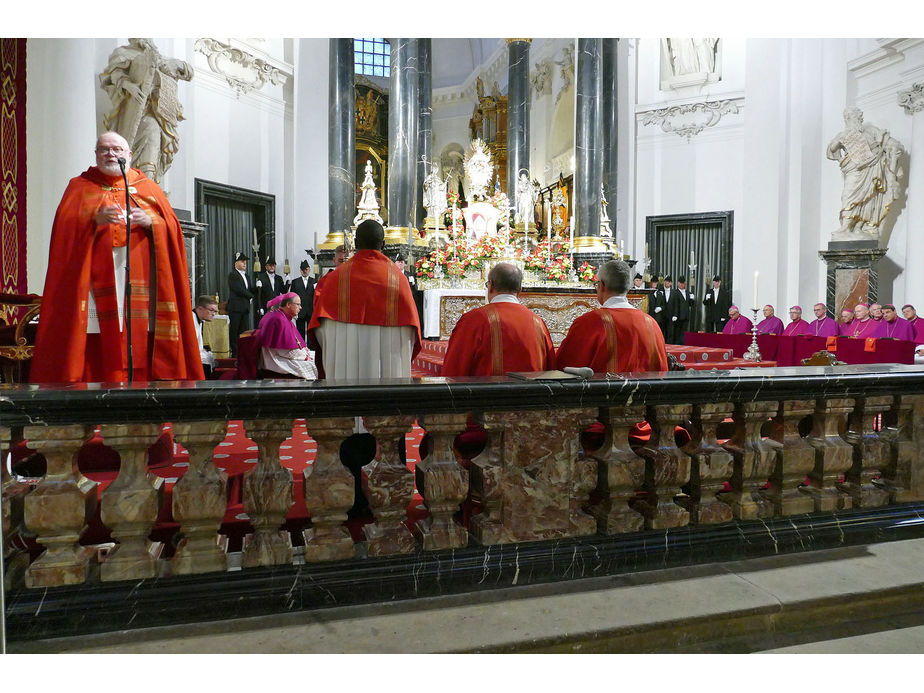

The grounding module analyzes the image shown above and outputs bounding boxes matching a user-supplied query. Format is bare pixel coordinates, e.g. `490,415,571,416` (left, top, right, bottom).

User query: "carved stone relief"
531,58,553,98
898,83,924,115
555,44,574,104
639,99,740,141
194,38,287,96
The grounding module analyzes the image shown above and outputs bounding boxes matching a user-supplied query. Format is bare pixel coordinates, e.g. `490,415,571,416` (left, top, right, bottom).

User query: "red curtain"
1,38,27,303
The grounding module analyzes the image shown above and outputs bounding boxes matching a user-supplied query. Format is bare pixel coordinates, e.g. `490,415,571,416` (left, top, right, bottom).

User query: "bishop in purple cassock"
874,304,915,341
809,303,839,337
845,304,878,339
722,306,753,335
782,306,812,336
756,304,784,335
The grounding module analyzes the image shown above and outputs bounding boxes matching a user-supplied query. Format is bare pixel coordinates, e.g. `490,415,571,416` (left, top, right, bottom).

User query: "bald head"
355,220,384,251
487,262,522,295
95,131,131,176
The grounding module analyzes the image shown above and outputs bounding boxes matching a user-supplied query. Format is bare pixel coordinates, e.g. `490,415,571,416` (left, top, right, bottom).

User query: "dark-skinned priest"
441,261,556,376
31,131,203,383
556,259,669,374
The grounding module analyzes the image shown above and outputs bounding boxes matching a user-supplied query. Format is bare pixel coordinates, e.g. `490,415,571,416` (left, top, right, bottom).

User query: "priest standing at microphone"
31,131,203,383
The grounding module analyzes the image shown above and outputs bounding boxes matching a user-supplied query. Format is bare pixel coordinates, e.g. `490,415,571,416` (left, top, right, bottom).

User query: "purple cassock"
910,317,924,342
810,316,839,337
756,316,784,335
874,317,915,341
845,318,879,339
257,307,307,351
838,320,854,336
723,315,753,335
782,319,812,336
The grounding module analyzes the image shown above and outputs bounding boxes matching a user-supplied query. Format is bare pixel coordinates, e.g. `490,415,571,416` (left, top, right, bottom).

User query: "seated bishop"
256,293,317,380
756,305,784,335
722,306,753,335
782,306,812,336
441,262,555,376
556,259,668,373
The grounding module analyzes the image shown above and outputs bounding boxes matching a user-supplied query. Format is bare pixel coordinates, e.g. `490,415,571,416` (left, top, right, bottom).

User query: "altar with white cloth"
423,287,652,345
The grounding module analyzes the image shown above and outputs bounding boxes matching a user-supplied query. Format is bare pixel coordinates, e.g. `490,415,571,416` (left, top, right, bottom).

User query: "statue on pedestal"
422,162,447,227
353,160,384,226
99,38,193,184
826,107,905,239
515,171,538,229
600,184,613,237
464,139,493,202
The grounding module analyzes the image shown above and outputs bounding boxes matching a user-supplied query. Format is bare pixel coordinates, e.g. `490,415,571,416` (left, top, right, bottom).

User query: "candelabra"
743,307,762,361
433,262,444,289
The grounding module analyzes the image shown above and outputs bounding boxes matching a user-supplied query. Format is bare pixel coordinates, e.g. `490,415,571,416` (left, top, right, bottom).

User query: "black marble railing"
3,364,924,642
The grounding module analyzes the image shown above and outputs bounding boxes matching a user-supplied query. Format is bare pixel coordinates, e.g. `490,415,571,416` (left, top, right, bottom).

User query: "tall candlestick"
753,270,759,308
690,250,694,265
546,202,551,237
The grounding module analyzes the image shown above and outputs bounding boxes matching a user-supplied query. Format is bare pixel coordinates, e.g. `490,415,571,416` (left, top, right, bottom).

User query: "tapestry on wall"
0,37,27,303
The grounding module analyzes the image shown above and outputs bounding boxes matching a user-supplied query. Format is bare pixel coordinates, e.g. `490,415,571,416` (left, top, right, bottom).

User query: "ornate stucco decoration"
194,38,287,96
898,82,924,114
531,58,553,98
639,99,739,140
554,44,574,104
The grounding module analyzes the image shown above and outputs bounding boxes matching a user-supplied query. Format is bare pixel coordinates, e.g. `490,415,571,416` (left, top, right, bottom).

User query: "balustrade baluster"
687,403,734,525
771,400,815,516
242,419,294,567
98,423,165,581
2,425,31,589
22,424,96,587
639,404,692,528
362,415,417,556
805,398,856,511
589,405,648,534
720,401,778,520
842,396,893,507
303,417,356,561
879,394,924,503
171,421,229,574
416,413,469,550
469,411,507,544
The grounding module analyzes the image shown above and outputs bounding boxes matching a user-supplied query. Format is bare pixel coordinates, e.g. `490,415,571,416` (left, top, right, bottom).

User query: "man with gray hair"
556,260,668,373
441,261,555,376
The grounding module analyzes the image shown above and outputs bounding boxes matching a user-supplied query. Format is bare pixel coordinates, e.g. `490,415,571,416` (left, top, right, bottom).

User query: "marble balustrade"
3,365,924,593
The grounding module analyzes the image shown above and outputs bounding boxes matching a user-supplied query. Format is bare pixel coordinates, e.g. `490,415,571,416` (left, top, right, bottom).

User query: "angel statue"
422,162,447,222
464,139,494,201
515,172,538,227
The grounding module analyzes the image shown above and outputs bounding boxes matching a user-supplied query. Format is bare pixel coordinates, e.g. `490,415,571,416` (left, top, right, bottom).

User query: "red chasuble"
441,300,555,377
31,167,204,383
556,307,668,374
307,249,421,357
782,319,812,337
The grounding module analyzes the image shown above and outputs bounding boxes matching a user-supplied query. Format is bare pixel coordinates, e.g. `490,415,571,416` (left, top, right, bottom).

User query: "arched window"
354,38,390,78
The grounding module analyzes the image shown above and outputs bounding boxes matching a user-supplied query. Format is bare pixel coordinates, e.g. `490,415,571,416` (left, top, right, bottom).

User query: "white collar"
602,295,634,309
490,293,520,305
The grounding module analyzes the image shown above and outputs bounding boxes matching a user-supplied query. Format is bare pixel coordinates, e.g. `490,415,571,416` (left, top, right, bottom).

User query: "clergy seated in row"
722,306,753,335
256,293,317,379
903,304,923,342
810,303,839,336
556,259,669,373
838,308,854,336
782,305,812,336
756,304,784,335
874,304,915,341
843,303,878,338
441,262,555,376
307,219,420,379
870,303,883,321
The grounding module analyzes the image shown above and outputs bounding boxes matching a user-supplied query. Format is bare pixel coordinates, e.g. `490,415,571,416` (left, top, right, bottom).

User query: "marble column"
573,38,611,261
506,39,531,206
386,38,420,245
415,38,432,234
323,38,355,251
601,38,618,246
899,83,924,300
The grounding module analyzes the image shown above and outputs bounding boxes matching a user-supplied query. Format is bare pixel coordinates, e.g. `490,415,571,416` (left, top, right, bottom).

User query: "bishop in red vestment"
441,262,555,377
556,260,668,373
31,132,203,383
722,306,753,335
782,306,812,336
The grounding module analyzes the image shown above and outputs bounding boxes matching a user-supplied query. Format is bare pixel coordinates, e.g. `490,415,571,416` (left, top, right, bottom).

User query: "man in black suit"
660,274,686,343
674,275,695,343
647,273,667,337
288,259,316,340
702,275,732,333
255,257,285,324
227,251,254,357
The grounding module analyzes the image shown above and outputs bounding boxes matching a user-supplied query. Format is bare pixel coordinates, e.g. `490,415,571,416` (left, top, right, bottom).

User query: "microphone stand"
117,158,134,383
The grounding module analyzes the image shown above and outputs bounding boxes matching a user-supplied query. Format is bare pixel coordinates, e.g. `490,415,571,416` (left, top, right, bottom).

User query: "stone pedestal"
819,242,887,318
99,423,165,581
363,415,417,556
171,421,229,575
23,424,97,587
303,417,356,562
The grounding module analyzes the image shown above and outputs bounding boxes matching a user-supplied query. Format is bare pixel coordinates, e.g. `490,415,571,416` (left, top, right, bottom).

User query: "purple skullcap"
791,305,802,311
267,292,297,310
730,305,738,310
764,304,774,310
842,308,854,314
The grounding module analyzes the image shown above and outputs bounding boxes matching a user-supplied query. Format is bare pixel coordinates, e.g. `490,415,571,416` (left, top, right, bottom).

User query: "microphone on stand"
117,157,134,383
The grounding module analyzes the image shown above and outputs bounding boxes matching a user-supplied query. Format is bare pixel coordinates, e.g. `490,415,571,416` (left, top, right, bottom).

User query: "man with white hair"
31,131,203,383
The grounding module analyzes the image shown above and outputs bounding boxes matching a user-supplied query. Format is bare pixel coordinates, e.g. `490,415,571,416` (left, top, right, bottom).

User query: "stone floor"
9,535,924,654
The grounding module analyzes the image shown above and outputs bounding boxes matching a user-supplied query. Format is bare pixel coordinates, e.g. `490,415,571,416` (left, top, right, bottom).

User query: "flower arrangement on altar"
577,261,597,283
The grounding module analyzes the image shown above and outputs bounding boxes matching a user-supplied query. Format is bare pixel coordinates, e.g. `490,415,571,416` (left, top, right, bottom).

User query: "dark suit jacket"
256,272,285,313
288,274,316,323
227,270,254,313
703,286,732,330
648,288,667,329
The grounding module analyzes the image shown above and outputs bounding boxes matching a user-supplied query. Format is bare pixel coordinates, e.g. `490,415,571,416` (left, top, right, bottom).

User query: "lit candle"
753,271,759,308
690,250,694,266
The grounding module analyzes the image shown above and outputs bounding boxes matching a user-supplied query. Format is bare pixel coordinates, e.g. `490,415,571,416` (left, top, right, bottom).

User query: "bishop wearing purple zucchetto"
846,303,878,339
756,305,784,335
722,306,753,335
809,303,838,337
782,306,812,336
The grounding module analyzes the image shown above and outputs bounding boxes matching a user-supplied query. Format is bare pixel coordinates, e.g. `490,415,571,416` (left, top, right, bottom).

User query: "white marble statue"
99,38,193,183
353,159,384,226
464,139,494,201
515,172,538,227
600,184,612,236
422,163,447,222
826,107,905,238
665,38,718,76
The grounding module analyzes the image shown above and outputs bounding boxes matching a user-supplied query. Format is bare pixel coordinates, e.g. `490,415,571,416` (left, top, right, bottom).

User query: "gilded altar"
428,288,652,344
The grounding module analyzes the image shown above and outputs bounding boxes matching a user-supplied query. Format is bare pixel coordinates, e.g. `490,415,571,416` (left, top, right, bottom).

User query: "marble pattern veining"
303,417,355,562
574,38,603,239
771,400,816,516
687,403,734,524
241,419,294,567
363,415,417,556
506,40,530,206
588,405,648,533
387,38,420,231
637,404,691,528
721,401,779,520
329,38,355,235
806,398,856,512
416,413,469,550
842,396,892,507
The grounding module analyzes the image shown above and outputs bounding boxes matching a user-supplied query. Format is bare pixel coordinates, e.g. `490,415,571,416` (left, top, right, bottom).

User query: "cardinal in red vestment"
556,260,668,373
31,132,203,383
441,262,555,377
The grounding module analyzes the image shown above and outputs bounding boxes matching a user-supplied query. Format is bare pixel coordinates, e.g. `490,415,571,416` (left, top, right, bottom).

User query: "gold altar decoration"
469,80,507,195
